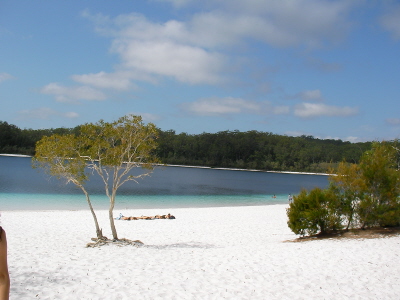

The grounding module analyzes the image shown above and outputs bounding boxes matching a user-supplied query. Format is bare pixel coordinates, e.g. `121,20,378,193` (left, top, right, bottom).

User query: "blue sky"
1,0,400,142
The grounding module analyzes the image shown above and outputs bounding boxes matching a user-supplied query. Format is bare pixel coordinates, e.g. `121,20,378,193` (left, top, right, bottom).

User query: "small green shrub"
287,188,343,236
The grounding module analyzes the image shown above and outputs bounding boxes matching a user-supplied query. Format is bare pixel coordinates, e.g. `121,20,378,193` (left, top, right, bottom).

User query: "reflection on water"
0,155,329,210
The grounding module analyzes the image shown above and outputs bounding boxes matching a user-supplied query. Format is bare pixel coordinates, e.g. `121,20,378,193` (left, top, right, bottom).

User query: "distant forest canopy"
0,120,376,173
0,121,79,156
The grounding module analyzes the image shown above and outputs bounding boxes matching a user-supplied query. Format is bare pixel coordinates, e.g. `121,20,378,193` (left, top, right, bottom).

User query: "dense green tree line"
155,129,372,172
1,120,373,172
0,121,78,155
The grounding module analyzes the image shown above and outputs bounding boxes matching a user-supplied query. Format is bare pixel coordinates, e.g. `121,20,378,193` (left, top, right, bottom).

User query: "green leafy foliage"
357,143,400,227
287,188,343,236
287,141,400,236
33,134,87,183
33,134,103,239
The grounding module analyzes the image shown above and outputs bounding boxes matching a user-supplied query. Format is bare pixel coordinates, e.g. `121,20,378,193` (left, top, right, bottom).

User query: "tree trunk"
80,185,103,239
345,210,354,231
109,192,118,240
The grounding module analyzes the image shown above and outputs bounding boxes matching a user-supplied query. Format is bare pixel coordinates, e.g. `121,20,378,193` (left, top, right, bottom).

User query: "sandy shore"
2,205,400,299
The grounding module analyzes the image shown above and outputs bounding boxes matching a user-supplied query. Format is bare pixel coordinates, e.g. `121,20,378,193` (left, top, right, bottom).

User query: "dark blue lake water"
0,155,329,210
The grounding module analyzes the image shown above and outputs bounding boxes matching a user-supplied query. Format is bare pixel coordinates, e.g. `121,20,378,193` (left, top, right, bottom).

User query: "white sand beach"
3,204,400,299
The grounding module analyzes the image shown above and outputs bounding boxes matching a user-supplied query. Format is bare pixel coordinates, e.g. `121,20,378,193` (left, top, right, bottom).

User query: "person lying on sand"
116,213,176,220
121,216,138,220
152,214,175,219
167,213,175,219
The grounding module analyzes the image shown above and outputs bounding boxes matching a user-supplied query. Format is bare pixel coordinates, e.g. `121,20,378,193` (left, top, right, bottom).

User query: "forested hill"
1,120,373,173
156,130,372,173
0,121,80,156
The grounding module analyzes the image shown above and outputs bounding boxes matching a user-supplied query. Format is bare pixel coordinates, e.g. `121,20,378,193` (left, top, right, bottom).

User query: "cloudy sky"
1,0,400,142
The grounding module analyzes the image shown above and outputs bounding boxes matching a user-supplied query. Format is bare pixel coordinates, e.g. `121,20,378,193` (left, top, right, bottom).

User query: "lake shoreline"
164,163,330,176
1,153,330,176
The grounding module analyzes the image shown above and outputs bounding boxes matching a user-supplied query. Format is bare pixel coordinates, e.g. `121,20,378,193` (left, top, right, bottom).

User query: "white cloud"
380,4,400,39
294,102,358,118
81,12,227,85
183,97,259,115
40,83,106,103
298,90,324,101
272,105,290,115
111,40,225,84
386,118,400,125
71,71,135,90
81,0,356,89
18,107,79,120
189,0,355,48
181,97,289,116
344,136,364,143
0,72,14,83
64,111,79,119
151,0,192,8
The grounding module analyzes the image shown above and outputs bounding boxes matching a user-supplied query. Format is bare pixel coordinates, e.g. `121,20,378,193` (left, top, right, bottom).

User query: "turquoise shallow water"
0,155,328,210
0,193,289,211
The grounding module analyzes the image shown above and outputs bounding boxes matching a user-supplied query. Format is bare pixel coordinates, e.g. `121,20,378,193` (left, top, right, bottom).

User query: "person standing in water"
288,194,293,202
